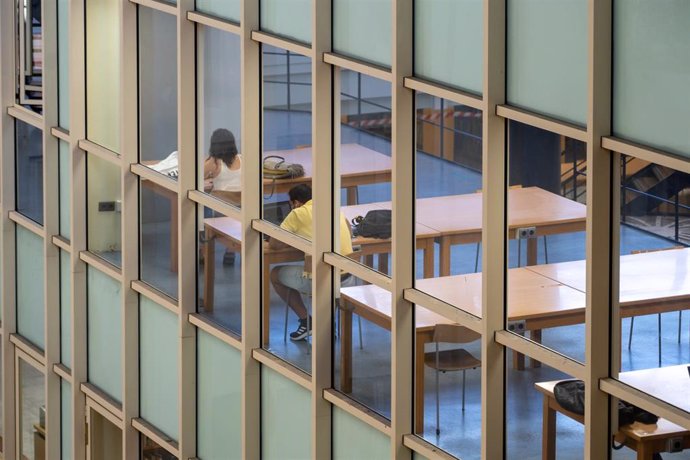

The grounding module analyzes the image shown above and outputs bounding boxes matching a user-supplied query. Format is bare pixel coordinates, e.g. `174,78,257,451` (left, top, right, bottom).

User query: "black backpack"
352,210,391,239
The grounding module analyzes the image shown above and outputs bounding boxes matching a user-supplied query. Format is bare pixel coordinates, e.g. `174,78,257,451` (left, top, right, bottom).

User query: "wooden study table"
536,369,690,459
338,268,586,433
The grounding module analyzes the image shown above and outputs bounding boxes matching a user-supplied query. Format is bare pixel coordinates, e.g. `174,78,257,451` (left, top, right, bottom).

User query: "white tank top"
212,155,242,192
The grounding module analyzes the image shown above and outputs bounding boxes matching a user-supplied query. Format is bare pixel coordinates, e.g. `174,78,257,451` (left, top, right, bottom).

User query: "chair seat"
424,349,481,372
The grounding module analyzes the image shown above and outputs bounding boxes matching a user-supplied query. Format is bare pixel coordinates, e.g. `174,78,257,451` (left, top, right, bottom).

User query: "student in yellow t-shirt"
269,184,353,341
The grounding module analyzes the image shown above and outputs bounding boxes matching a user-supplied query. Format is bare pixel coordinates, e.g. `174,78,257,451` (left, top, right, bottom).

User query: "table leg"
439,237,452,277
263,258,271,347
203,232,216,312
530,329,542,368
346,186,358,205
415,332,429,434
171,198,179,272
527,237,538,266
377,253,389,275
340,306,353,393
364,254,374,270
636,442,654,460
542,396,556,460
423,240,434,279
512,329,526,370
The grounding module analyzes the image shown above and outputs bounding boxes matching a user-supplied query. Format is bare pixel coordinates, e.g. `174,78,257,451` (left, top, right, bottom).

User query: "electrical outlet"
516,226,537,239
98,201,116,212
667,437,683,453
507,320,526,333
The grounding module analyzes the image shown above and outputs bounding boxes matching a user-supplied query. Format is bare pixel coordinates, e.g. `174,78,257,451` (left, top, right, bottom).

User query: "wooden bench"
535,380,690,460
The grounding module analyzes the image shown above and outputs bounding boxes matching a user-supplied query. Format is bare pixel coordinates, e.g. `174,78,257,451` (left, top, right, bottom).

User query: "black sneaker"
289,317,311,341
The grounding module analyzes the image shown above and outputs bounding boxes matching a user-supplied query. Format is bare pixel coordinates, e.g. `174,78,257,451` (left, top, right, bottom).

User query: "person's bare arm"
203,157,219,179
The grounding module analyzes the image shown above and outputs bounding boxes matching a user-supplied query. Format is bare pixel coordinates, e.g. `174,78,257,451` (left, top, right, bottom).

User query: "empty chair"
424,324,481,435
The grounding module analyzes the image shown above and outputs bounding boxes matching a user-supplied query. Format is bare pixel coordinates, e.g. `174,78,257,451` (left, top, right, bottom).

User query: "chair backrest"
630,245,684,255
432,324,481,344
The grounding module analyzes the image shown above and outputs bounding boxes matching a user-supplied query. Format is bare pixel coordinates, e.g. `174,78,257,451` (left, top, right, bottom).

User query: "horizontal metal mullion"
496,104,587,142
187,10,240,35
130,163,180,194
323,388,391,436
402,434,457,460
404,77,483,110
403,287,482,334
187,189,241,221
79,251,123,282
9,210,46,238
131,417,180,457
131,280,179,313
188,313,242,351
602,136,690,174
78,139,122,166
50,126,70,142
7,104,43,129
251,219,312,255
323,52,392,82
251,348,311,390
323,252,392,291
251,30,312,57
128,0,177,15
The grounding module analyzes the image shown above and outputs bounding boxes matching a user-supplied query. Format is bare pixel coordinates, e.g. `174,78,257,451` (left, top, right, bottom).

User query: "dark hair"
209,128,238,167
288,184,312,204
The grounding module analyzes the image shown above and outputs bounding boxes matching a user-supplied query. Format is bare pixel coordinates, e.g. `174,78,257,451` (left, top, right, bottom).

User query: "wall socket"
98,201,116,212
516,226,537,239
507,320,526,333
666,437,683,453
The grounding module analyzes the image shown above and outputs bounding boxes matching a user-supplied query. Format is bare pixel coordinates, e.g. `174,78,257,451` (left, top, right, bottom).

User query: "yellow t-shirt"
280,200,353,255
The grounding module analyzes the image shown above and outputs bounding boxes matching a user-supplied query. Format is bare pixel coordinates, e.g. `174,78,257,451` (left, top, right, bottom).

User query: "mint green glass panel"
613,1,690,157
140,297,179,441
197,331,241,460
261,366,310,460
506,0,587,125
61,380,72,460
58,0,69,128
414,454,430,460
333,407,389,459
59,140,70,239
60,250,71,367
260,0,311,44
87,267,122,402
414,0,483,94
195,0,240,22
86,0,120,152
16,226,45,349
333,0,391,67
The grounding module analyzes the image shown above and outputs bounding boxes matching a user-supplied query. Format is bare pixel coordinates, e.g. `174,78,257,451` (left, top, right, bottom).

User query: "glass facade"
1,1,689,459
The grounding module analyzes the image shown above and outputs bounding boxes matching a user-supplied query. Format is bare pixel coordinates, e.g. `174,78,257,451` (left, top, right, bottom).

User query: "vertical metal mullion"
585,0,614,455
120,0,141,458
481,0,507,455
391,0,414,457
41,0,61,457
177,1,197,457
241,0,262,457
311,0,333,457
0,0,18,457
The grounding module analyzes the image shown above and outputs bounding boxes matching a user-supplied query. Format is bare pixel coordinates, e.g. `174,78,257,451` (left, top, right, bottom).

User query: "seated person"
203,128,241,200
269,184,353,341
203,128,241,265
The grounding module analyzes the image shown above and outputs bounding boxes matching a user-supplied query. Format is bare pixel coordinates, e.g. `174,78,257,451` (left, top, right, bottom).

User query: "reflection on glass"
415,93,483,289
617,156,690,405
60,250,71,367
16,119,43,225
17,226,45,349
16,0,43,113
334,272,391,418
198,207,242,335
505,361,581,459
58,0,69,127
333,0,391,67
195,0,241,22
19,359,46,460
506,121,587,363
337,69,392,276
140,180,177,299
198,27,241,207
262,45,312,226
138,7,178,171
415,307,482,458
59,140,71,238
87,154,122,266
260,0,311,44
141,434,176,460
61,380,72,460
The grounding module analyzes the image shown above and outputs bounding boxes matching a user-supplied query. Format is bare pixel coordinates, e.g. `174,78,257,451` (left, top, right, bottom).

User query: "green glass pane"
613,0,690,157
59,140,71,239
58,0,69,128
87,267,122,402
333,0,391,67
61,380,72,460
260,0,311,44
195,0,241,22
261,366,310,460
506,0,587,125
414,0,483,94
333,406,390,459
140,297,179,441
197,331,241,460
60,250,71,367
17,226,45,349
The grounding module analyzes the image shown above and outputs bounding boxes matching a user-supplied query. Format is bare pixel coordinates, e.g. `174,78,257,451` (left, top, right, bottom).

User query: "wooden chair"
424,324,481,435
474,185,549,271
628,246,685,367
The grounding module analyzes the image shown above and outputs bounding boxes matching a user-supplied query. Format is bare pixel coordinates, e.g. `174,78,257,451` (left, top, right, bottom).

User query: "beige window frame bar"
403,287,482,335
78,251,123,282
131,417,180,457
9,210,46,238
404,77,483,111
188,313,242,350
130,163,180,194
86,394,124,429
496,104,588,142
52,363,72,382
251,218,313,255
51,235,70,252
128,0,178,16
251,348,311,390
323,52,392,82
131,280,179,313
81,382,124,427
50,126,70,142
7,105,43,128
323,388,392,435
78,139,121,167
323,251,392,290
251,30,313,58
602,136,690,175
187,189,241,222
403,434,457,460
10,333,46,366
187,11,241,35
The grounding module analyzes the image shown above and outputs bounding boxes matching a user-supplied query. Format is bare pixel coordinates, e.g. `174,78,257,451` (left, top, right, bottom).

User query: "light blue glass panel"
58,0,69,128
196,0,240,22
140,297,179,441
60,250,71,367
613,1,690,157
414,0,483,94
333,407,390,459
260,0,311,44
506,0,587,125
16,226,45,349
59,140,70,239
261,366,310,460
87,267,122,402
61,380,72,460
197,331,241,460
333,0,391,67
